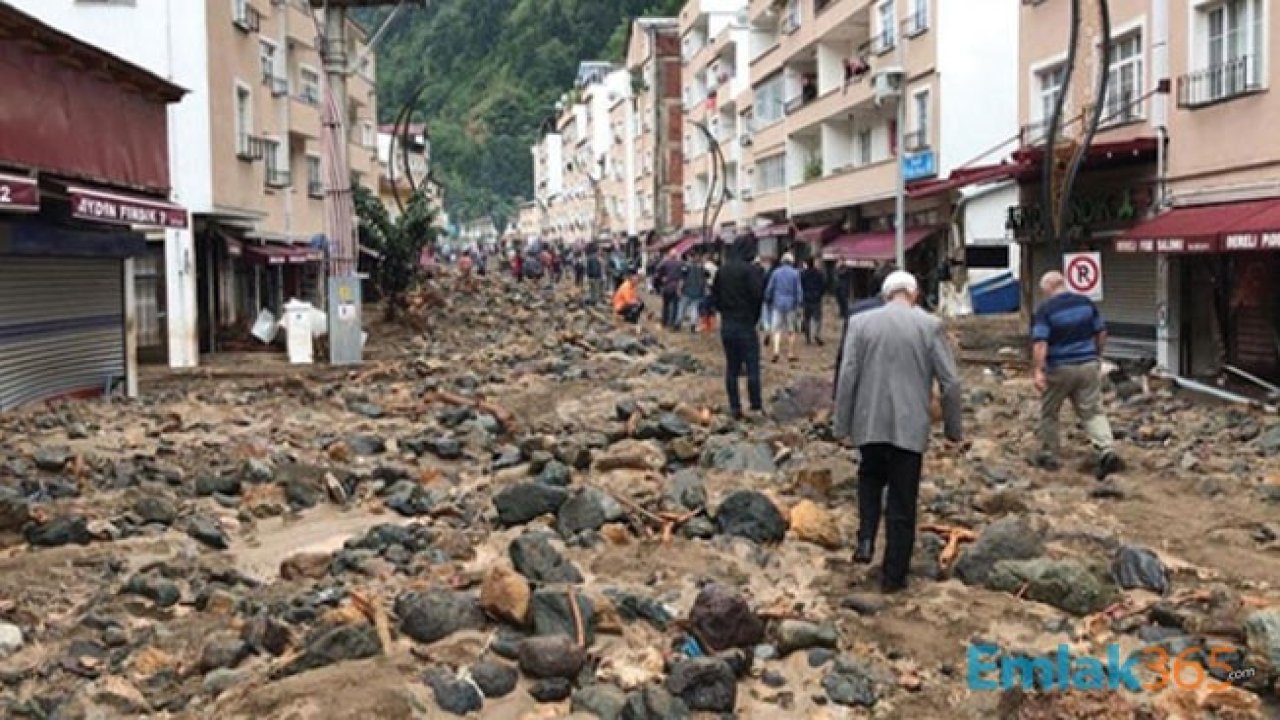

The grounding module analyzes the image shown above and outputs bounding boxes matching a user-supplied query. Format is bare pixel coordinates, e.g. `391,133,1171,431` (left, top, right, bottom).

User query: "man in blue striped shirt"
1031,271,1122,479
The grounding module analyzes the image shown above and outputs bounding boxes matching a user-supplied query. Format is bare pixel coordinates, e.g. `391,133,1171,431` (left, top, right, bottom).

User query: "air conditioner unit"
739,133,754,147
872,67,905,105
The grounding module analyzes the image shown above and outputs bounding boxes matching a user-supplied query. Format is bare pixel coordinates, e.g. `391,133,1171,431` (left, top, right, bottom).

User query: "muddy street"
1,274,1279,720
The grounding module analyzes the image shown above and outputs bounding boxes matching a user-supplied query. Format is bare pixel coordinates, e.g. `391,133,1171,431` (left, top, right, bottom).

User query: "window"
857,128,873,165
259,40,278,84
906,0,928,36
235,83,253,158
755,73,785,125
264,138,289,187
875,0,896,53
756,154,786,192
1180,0,1264,105
781,0,802,34
910,89,930,149
361,121,375,148
1036,63,1067,130
1103,32,1143,123
232,0,259,32
299,66,320,105
307,156,323,198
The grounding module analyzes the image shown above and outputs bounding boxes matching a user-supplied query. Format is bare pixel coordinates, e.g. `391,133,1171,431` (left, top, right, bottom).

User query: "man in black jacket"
711,237,767,418
800,258,827,345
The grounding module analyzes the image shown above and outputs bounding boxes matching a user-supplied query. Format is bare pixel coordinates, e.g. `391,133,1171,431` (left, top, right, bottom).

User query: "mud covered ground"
1,273,1279,719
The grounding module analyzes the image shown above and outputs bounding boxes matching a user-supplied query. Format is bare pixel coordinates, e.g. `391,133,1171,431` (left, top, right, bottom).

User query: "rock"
985,558,1117,616
423,668,484,716
518,635,586,679
774,620,838,656
481,565,532,625
25,516,91,547
553,441,593,470
1243,608,1280,668
0,621,24,657
531,590,595,645
615,400,639,421
1258,424,1280,455
529,677,573,702
681,516,717,539
537,460,572,487
657,414,691,438
395,590,485,644
132,495,177,526
788,500,841,549
621,686,690,720
573,683,628,719
241,616,293,656
689,584,765,651
427,437,463,460
280,552,333,581
202,668,248,697
278,624,382,677
822,667,878,707
123,574,180,608
1111,545,1170,595
700,440,776,474
663,470,706,512
808,648,836,667
0,488,30,532
592,440,665,473
199,635,248,673
196,474,241,497
715,490,787,544
94,676,150,714
346,435,387,456
186,516,229,550
494,482,569,526
840,594,885,616
383,480,436,517
509,531,584,584
604,590,674,630
470,660,518,698
62,639,109,678
557,487,624,537
953,516,1045,586
242,458,275,483
666,657,736,712
668,438,701,463
34,446,72,472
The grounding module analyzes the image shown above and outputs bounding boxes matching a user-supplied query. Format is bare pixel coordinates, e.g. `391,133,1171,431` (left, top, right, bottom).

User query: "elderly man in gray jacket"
833,271,964,593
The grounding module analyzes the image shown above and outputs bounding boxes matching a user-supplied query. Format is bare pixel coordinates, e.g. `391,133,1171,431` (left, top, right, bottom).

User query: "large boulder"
1111,545,1170,595
557,487,625,538
509,532,584,584
700,440,776,474
688,584,764,651
715,491,787,544
662,470,707,512
665,657,736,712
395,590,485,643
493,482,568,526
530,589,595,645
517,635,586,679
953,516,1045,586
277,624,381,678
985,558,1117,616
1243,608,1280,668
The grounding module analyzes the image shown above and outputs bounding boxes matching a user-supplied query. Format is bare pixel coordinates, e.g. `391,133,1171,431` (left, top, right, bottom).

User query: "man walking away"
1031,271,1123,479
835,261,854,319
680,251,709,333
764,253,804,362
657,250,684,330
833,271,964,593
585,249,604,305
711,237,766,419
801,258,827,345
573,252,585,288
612,268,644,323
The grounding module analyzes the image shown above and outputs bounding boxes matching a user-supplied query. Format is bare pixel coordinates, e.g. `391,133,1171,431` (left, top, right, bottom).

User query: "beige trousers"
1039,360,1114,458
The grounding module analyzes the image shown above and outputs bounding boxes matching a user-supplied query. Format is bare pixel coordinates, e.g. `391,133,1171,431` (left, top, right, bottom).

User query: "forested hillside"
357,0,682,230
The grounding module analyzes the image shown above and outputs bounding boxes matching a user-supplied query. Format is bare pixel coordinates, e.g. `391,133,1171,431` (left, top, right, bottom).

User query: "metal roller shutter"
1097,249,1157,360
0,257,124,410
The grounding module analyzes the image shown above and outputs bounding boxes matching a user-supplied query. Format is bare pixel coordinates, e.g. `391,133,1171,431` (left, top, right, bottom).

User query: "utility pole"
893,16,906,270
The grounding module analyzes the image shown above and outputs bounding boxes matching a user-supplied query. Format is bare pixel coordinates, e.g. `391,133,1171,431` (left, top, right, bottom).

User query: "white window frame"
1188,0,1266,103
306,154,323,196
875,0,897,53
857,128,873,165
1029,53,1069,139
755,73,786,125
264,136,286,187
756,153,786,192
906,0,929,37
1102,25,1145,125
912,88,930,149
234,81,253,156
259,38,279,84
298,64,321,105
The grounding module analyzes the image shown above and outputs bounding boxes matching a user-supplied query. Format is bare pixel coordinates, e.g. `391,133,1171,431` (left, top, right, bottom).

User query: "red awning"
752,223,792,239
670,234,704,256
0,171,39,212
243,243,324,265
68,185,188,229
907,162,1029,199
1115,198,1280,254
795,223,840,244
823,227,938,267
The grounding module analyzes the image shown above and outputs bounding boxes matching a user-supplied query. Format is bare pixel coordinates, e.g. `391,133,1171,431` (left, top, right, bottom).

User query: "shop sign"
1114,237,1219,254
69,187,188,229
1223,232,1280,251
0,172,39,212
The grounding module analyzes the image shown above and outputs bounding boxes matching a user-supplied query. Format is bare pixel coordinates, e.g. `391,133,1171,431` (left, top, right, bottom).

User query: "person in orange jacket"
612,267,645,323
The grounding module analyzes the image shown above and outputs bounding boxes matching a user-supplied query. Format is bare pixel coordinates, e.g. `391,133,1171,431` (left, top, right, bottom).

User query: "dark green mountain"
357,0,682,230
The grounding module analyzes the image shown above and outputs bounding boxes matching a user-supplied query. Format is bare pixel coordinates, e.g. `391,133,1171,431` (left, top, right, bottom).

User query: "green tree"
353,183,438,320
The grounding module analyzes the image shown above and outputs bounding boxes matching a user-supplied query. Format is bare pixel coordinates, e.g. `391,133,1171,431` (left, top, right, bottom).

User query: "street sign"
902,150,937,182
1064,252,1103,301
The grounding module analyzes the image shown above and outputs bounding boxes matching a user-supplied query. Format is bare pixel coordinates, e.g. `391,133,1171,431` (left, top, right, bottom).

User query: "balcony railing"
871,29,896,55
1101,92,1144,127
781,8,801,35
1177,56,1261,108
298,85,320,105
236,134,267,162
308,181,325,198
267,75,289,97
266,169,292,189
232,2,261,33
904,129,929,151
903,7,929,37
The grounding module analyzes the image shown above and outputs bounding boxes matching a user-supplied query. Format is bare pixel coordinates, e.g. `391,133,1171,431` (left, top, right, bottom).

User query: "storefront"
0,4,185,410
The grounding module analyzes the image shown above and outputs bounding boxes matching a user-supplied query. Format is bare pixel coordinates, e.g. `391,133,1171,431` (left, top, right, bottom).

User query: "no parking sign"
1063,252,1103,301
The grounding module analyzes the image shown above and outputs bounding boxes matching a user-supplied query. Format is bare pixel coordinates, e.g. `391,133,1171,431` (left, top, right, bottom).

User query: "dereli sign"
69,186,188,229
0,172,39,212
1224,232,1280,250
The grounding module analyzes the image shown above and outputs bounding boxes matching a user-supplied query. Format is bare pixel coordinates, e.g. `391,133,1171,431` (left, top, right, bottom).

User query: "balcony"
790,158,896,214
236,135,268,162
265,74,290,98
870,28,896,55
785,83,875,135
288,101,322,139
1177,56,1262,109
233,1,262,33
813,0,871,43
265,169,292,189
903,128,929,152
287,2,316,46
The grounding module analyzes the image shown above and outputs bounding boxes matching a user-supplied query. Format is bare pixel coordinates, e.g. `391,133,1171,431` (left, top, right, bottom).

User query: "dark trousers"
857,443,923,587
802,301,823,341
721,320,762,414
661,292,680,328
618,301,644,324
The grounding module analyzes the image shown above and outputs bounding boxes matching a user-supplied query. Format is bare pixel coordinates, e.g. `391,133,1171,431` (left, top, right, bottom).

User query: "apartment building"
626,18,685,245
11,0,380,366
734,0,1018,278
376,123,447,229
